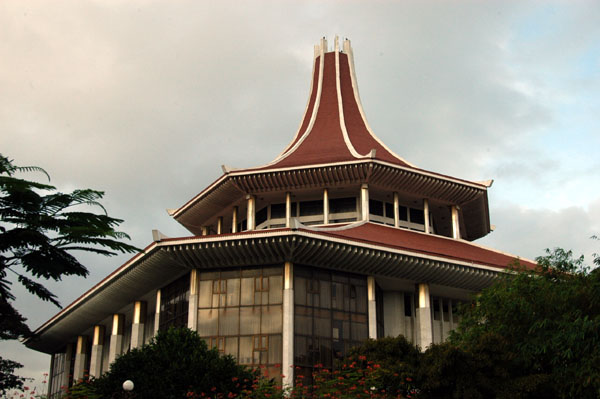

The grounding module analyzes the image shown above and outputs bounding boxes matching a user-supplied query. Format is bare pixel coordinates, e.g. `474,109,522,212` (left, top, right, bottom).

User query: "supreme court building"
26,37,535,397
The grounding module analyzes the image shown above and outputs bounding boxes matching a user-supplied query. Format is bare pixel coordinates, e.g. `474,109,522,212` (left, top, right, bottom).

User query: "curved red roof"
251,38,414,171
303,222,537,271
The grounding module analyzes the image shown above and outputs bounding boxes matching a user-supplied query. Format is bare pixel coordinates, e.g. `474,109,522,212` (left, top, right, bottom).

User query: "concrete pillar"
47,353,55,395
285,192,292,228
246,195,256,230
282,261,294,389
232,206,238,233
360,184,369,221
188,269,199,331
89,325,105,378
108,314,124,364
131,301,147,349
451,205,460,239
417,283,433,349
154,289,161,334
73,335,88,381
367,276,377,339
423,199,430,234
217,217,223,234
393,192,400,227
323,188,329,224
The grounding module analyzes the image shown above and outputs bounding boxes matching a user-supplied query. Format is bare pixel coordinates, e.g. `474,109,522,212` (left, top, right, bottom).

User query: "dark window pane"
399,206,408,221
159,274,190,330
330,197,356,214
443,300,450,322
271,203,285,219
295,277,307,305
385,202,394,218
256,207,268,226
369,199,384,216
410,208,425,224
299,200,323,216
291,202,297,217
404,294,413,317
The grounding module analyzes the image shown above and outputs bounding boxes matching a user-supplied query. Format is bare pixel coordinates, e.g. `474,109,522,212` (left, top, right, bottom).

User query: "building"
26,37,536,397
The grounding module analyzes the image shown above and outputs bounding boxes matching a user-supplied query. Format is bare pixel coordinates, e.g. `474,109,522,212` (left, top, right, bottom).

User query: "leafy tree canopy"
0,154,139,393
440,247,600,398
90,328,256,399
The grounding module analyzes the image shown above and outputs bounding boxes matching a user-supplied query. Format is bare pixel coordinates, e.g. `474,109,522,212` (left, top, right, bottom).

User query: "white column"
232,206,238,233
323,188,329,224
285,192,292,228
367,276,377,339
246,195,256,230
417,283,433,349
89,325,105,378
423,199,430,234
282,261,294,389
217,217,223,234
188,269,199,331
393,192,400,227
131,301,147,349
154,289,161,334
108,314,124,364
73,335,88,381
361,184,369,221
201,226,209,236
47,353,55,395
451,205,460,239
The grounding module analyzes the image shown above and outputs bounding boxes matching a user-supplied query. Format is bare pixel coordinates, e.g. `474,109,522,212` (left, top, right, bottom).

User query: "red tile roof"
303,222,537,270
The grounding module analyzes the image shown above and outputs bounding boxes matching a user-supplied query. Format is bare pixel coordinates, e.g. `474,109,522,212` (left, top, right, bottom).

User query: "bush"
93,328,255,399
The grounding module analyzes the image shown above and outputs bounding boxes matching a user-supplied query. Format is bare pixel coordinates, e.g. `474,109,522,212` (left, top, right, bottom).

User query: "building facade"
26,37,535,397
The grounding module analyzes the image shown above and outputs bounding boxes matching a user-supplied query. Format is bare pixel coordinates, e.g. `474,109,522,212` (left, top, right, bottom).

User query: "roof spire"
253,37,415,170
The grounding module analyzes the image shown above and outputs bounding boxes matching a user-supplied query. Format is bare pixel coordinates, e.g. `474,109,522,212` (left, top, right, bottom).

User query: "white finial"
343,38,352,54
321,37,328,53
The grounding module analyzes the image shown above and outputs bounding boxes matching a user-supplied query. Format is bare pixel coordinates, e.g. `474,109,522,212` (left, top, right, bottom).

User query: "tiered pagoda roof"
172,37,492,241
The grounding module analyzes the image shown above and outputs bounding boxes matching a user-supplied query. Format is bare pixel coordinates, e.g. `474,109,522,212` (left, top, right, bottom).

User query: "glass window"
270,203,285,219
369,199,384,216
256,206,268,226
159,274,190,330
330,197,356,214
410,208,425,224
197,309,218,336
385,202,394,219
399,205,408,221
294,266,368,379
269,275,283,304
299,200,323,216
196,267,283,373
219,308,240,335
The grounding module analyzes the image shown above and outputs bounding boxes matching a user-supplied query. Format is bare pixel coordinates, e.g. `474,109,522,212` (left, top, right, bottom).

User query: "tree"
440,248,600,398
346,335,421,397
88,328,256,399
0,154,139,393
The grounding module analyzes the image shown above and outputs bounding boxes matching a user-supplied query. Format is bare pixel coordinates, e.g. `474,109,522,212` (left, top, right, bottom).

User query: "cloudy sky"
2,0,599,388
